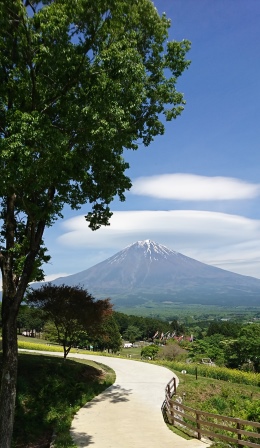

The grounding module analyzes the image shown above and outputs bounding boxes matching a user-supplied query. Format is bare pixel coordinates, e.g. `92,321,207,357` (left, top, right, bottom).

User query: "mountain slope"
49,240,260,307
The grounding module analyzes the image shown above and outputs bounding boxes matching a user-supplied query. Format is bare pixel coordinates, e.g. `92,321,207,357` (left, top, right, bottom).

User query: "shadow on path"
82,384,132,409
70,384,132,446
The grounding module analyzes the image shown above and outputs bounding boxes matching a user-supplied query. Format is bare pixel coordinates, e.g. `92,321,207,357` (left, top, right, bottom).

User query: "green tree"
26,284,112,359
0,0,190,443
141,345,159,360
225,324,260,372
91,315,122,353
113,312,171,340
207,321,242,338
169,319,185,336
113,312,130,334
188,334,226,365
17,304,44,335
123,325,142,343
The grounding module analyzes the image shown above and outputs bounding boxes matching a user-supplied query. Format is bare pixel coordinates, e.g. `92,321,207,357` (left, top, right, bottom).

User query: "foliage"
169,319,185,336
157,340,187,361
123,325,142,343
0,0,190,441
246,400,260,425
225,324,260,372
141,345,159,360
17,304,45,334
0,0,190,294
26,284,112,358
113,311,173,339
90,315,122,353
207,320,242,337
187,334,226,365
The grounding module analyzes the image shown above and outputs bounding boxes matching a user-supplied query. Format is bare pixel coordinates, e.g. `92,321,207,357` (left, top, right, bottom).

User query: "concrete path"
68,354,210,448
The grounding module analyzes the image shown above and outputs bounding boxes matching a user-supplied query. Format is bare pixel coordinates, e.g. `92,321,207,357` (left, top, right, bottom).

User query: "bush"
141,345,159,360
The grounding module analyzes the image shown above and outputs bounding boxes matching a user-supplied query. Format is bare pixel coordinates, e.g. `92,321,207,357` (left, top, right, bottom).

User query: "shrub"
141,345,159,360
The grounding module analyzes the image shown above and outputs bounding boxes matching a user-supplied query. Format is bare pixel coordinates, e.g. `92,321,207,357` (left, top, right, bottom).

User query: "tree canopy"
0,0,190,443
224,324,260,372
26,284,112,358
90,315,122,353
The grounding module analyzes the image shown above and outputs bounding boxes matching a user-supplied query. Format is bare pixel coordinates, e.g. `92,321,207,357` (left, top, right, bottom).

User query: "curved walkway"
68,354,210,448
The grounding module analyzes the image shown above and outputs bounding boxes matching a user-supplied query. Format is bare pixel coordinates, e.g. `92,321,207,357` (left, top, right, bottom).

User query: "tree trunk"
0,297,19,448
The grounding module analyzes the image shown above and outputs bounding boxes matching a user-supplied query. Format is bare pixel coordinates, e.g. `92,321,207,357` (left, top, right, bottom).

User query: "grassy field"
115,303,260,321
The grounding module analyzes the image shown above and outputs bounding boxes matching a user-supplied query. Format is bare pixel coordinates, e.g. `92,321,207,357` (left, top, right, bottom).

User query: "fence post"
173,377,177,395
196,411,201,440
170,403,175,425
237,422,241,442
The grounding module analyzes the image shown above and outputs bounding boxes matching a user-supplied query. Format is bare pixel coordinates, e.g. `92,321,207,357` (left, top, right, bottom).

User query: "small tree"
26,284,112,359
91,315,122,353
158,341,187,361
141,345,159,360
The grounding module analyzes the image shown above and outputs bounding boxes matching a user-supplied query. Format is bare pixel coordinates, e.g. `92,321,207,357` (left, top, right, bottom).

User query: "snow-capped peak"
129,240,179,259
107,240,180,265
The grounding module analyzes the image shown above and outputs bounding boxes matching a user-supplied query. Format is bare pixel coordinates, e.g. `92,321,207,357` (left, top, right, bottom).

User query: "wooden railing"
165,377,260,447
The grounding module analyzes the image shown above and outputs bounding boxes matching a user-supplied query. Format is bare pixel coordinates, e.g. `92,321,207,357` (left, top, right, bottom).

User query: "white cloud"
131,174,260,200
58,210,260,278
44,273,70,282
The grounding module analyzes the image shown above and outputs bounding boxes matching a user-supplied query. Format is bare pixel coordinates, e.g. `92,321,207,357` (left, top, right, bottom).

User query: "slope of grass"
175,371,260,419
0,353,115,448
165,370,260,447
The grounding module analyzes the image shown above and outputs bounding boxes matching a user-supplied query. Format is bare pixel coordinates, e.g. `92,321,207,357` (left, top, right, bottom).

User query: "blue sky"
43,0,260,281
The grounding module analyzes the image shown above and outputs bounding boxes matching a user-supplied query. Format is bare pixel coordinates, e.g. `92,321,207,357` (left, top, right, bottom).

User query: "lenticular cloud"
131,173,260,200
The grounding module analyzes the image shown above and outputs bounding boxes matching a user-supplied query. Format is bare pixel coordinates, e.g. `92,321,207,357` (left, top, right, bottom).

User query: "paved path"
68,354,210,448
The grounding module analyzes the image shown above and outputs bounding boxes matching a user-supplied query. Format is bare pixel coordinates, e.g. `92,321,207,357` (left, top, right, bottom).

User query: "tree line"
5,284,184,356
6,285,260,373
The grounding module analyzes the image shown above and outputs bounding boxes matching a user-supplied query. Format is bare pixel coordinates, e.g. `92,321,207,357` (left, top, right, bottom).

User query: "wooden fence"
165,377,260,448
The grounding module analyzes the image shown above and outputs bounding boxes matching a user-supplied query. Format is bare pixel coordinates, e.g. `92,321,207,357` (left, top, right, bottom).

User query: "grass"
0,352,115,448
18,335,59,345
175,371,260,418
164,370,260,446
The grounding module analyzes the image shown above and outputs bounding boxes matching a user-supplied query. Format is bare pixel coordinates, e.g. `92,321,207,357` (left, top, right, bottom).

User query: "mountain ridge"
47,240,260,307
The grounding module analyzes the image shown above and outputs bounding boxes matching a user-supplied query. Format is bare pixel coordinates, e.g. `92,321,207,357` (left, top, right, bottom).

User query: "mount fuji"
47,240,260,308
